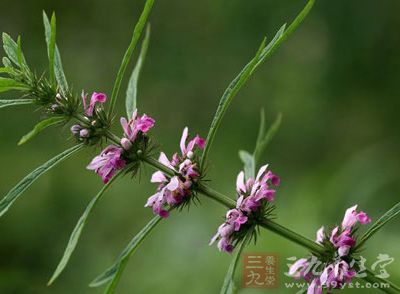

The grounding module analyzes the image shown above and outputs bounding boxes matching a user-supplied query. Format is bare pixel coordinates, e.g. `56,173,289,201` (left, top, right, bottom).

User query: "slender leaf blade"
90,215,163,289
357,202,400,249
126,24,151,119
48,13,57,84
239,150,255,180
253,113,282,165
47,173,121,286
0,77,29,93
18,116,65,145
0,99,35,109
200,0,315,169
2,33,27,67
43,11,68,95
0,144,83,218
220,238,247,294
108,0,155,116
200,38,266,168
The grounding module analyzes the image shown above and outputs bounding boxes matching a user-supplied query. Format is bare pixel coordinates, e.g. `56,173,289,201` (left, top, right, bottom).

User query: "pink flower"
342,205,371,230
288,258,310,280
236,165,280,212
307,278,322,294
120,110,155,149
145,128,204,218
316,226,325,244
210,165,280,253
87,145,126,183
180,127,205,158
82,91,107,117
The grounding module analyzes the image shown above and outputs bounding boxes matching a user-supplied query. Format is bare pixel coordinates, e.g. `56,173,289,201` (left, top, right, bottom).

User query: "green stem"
141,155,400,293
363,269,400,294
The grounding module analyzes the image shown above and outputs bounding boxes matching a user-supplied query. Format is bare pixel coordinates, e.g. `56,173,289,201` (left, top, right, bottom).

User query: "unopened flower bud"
187,151,194,159
70,124,82,135
80,129,90,138
56,93,62,101
120,138,132,150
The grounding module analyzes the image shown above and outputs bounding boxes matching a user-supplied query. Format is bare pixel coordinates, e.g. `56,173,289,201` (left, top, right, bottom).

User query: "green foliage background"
0,0,399,293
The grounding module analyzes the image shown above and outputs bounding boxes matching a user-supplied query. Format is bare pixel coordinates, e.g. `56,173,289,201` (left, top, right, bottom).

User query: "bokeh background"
1,0,399,293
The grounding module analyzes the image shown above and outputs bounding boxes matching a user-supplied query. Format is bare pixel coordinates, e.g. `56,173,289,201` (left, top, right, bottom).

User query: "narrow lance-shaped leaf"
239,150,255,180
43,11,68,95
0,99,35,109
126,24,151,119
18,116,65,146
201,0,315,169
200,37,266,169
89,215,163,290
47,13,57,84
0,144,83,218
253,112,282,165
356,202,400,250
220,237,248,294
47,173,121,286
0,77,29,93
108,0,155,116
2,33,28,68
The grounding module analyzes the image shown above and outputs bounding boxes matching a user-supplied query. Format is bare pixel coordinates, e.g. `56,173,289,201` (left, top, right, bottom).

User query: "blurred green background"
1,0,399,293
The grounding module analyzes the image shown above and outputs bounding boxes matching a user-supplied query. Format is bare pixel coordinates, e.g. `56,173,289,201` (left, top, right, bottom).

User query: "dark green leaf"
0,77,29,93
47,13,57,84
0,144,83,218
220,238,247,294
357,202,400,249
90,215,163,290
0,99,35,109
48,173,121,286
253,112,282,165
18,116,65,145
2,57,13,68
239,150,255,180
200,0,315,169
108,0,155,116
200,38,266,169
126,24,151,119
2,33,27,67
43,11,68,95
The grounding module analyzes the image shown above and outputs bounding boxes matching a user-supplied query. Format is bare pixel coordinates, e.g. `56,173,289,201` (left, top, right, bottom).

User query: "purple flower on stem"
210,165,280,253
120,110,155,149
145,127,205,218
87,145,126,183
288,205,371,293
82,91,107,117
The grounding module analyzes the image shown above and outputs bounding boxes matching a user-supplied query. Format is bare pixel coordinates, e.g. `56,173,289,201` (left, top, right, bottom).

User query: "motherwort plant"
1,0,399,293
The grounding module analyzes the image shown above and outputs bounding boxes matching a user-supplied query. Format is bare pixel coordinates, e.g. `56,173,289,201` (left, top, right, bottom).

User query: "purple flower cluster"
145,127,205,218
70,92,107,140
209,165,280,253
86,106,155,183
289,205,371,293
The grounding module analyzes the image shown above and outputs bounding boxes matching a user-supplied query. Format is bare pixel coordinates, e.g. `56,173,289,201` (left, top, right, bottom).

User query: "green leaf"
0,99,35,109
0,77,29,93
43,11,68,95
47,13,57,84
2,33,28,67
239,150,255,180
18,116,65,145
253,112,282,165
200,38,266,169
126,24,151,119
0,144,83,218
356,202,400,250
47,173,121,286
220,238,247,294
200,0,315,169
2,57,13,68
90,215,163,291
108,0,155,116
